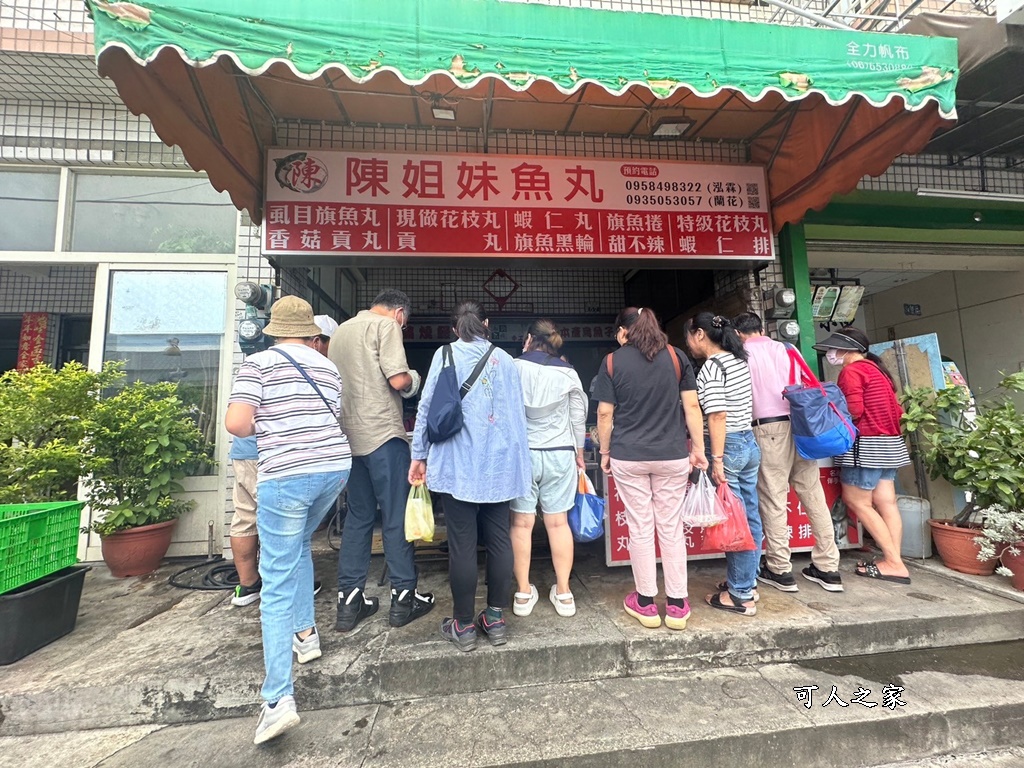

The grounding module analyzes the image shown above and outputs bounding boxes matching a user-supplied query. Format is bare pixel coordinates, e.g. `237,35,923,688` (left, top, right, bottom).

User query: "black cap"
813,332,867,353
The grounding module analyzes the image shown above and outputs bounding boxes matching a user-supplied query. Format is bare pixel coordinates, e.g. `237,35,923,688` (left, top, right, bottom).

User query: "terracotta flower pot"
999,547,1024,591
100,519,177,578
927,519,999,576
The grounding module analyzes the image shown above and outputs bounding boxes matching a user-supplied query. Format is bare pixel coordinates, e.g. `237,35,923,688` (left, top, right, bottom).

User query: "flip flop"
854,562,911,585
706,591,757,617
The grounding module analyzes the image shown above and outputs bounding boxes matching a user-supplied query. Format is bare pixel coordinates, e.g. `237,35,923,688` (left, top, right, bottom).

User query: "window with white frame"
70,174,237,253
0,169,60,250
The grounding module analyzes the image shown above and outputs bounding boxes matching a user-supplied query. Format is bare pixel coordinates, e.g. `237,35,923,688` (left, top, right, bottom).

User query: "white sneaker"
549,585,577,617
253,695,300,745
293,627,321,664
513,584,539,616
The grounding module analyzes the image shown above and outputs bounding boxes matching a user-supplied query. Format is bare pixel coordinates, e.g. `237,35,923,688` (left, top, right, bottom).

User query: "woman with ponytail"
511,319,587,618
814,328,911,585
686,312,761,617
410,301,531,652
591,307,707,631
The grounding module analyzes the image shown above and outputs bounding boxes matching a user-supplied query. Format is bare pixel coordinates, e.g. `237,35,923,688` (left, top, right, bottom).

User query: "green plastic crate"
0,502,84,595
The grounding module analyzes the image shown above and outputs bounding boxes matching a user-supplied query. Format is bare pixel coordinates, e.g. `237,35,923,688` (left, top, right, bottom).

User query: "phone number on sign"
625,194,703,206
625,180,703,192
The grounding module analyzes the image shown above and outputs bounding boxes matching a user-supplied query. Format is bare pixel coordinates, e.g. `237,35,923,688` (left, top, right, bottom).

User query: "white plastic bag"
679,469,726,527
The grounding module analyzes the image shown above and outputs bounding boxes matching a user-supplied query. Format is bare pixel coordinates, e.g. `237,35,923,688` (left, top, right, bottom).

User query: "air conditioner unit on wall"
998,0,1024,23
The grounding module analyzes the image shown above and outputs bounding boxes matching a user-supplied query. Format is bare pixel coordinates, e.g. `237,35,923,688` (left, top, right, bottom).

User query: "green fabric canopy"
89,0,958,117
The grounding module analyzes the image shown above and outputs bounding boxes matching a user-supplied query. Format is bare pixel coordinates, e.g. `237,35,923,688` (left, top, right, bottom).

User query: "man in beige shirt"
328,289,434,632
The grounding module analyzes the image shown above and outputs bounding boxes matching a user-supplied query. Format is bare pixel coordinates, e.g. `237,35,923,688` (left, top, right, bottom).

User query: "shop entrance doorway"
314,263,722,414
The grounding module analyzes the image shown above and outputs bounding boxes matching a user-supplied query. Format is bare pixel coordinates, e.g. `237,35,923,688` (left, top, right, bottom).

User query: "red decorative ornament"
482,269,520,310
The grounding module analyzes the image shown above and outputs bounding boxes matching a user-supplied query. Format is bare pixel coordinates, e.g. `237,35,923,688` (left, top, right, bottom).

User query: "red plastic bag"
703,482,756,552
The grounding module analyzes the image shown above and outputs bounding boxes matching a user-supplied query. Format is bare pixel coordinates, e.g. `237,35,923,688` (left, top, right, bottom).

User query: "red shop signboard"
262,149,774,261
604,461,861,566
17,312,48,371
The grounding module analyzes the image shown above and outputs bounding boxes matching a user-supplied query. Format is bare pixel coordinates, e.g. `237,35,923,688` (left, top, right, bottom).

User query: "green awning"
91,0,956,115
87,0,959,230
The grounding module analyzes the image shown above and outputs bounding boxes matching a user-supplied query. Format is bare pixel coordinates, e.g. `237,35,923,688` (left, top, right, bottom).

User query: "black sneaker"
231,578,262,607
313,580,322,597
802,564,845,593
389,589,436,628
475,610,508,646
440,617,478,652
757,563,799,592
335,588,379,632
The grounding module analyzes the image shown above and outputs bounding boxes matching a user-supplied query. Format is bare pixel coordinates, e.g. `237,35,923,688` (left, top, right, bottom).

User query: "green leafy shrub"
901,371,1024,527
0,362,121,503
83,379,213,536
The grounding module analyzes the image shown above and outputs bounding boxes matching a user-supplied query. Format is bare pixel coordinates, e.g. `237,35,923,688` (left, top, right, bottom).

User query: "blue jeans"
338,438,417,592
722,431,762,602
257,469,348,704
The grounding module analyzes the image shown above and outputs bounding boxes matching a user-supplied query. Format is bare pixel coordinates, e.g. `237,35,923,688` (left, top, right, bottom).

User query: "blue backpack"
426,343,495,444
782,346,857,460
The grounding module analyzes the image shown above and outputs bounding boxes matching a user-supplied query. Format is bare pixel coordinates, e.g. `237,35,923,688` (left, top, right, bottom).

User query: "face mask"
826,349,845,366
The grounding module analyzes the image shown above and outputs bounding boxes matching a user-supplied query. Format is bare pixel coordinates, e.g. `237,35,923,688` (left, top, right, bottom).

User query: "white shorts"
511,450,577,515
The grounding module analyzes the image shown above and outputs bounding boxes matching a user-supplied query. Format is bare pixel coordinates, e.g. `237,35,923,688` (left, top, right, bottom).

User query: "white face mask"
826,349,846,366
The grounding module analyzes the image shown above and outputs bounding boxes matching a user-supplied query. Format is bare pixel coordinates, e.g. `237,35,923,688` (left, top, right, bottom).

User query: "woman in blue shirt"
410,301,530,652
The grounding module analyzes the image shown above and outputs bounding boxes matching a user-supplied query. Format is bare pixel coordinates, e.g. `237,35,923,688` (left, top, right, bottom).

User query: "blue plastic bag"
568,471,605,543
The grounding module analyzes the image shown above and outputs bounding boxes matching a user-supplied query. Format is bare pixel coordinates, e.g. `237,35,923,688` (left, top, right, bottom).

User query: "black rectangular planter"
0,565,89,666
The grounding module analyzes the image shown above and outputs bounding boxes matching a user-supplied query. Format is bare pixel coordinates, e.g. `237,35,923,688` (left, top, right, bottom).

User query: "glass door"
82,267,232,559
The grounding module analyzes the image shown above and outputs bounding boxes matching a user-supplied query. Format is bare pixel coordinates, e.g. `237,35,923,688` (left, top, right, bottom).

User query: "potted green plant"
83,378,212,578
901,371,1024,576
975,505,1024,591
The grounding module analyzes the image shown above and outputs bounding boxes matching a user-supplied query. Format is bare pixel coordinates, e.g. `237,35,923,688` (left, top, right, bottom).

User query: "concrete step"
2,641,1023,768
2,544,1023,736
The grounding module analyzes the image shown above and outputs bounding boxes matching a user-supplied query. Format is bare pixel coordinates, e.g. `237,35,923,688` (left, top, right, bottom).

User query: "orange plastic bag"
703,482,756,552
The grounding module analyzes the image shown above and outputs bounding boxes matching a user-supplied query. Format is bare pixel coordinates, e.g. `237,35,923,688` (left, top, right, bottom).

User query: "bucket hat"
263,296,322,339
313,315,339,338
812,332,867,353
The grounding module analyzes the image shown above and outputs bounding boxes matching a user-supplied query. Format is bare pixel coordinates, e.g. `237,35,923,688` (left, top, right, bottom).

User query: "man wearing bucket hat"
813,327,911,586
228,311,340,608
226,295,351,744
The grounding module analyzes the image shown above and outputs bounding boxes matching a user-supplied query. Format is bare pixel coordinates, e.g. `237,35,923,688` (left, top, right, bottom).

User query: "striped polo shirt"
228,343,352,481
696,352,754,433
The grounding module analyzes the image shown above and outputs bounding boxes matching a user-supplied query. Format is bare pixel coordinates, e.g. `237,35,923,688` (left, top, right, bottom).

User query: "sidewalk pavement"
1,534,1024,766
2,639,1024,767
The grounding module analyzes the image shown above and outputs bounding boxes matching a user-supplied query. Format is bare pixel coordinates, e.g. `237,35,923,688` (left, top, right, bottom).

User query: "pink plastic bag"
703,482,756,552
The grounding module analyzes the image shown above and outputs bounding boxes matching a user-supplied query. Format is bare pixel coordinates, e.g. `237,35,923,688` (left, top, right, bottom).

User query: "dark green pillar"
778,222,818,372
